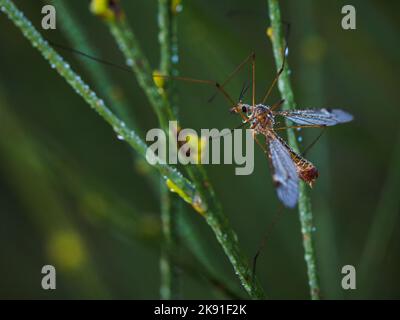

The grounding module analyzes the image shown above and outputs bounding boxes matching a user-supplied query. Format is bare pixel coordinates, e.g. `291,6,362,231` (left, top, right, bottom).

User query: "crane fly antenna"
238,80,250,102
210,121,249,140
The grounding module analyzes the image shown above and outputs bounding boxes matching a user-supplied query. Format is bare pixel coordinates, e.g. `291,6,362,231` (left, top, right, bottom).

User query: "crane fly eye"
242,106,247,113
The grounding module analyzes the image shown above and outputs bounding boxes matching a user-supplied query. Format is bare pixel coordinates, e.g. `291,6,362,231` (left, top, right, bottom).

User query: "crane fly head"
229,102,253,116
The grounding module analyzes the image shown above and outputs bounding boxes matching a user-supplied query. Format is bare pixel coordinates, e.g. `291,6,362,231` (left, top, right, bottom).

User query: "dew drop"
171,54,179,64
117,134,124,141
298,136,303,143
175,4,183,13
285,47,289,57
126,58,134,67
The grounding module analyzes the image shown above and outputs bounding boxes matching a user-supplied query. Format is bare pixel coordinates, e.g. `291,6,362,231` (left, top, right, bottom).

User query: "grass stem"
158,0,181,299
1,0,265,299
267,0,321,300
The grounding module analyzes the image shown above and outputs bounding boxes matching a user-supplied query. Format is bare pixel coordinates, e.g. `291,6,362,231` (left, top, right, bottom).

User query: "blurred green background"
0,0,399,299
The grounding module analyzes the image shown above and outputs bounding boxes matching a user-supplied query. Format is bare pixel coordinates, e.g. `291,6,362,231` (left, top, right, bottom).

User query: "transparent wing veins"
267,134,299,208
276,108,353,126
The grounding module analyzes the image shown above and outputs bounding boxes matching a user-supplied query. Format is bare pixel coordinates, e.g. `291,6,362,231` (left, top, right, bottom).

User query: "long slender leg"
261,51,286,104
261,23,291,104
48,40,133,74
270,99,285,111
252,53,256,107
274,125,327,157
274,124,326,131
301,127,327,157
252,131,268,154
48,39,239,109
208,52,256,103
209,121,250,140
252,205,285,281
153,74,236,107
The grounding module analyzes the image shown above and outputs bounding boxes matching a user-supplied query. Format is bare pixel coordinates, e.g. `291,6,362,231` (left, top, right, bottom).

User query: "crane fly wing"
273,134,319,187
276,108,353,126
267,134,299,208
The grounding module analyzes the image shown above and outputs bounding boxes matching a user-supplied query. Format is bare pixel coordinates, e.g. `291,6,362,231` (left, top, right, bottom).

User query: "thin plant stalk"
49,0,137,130
49,0,161,192
158,0,181,299
1,0,265,299
290,0,342,298
51,0,227,299
0,0,195,209
267,0,321,300
100,3,265,299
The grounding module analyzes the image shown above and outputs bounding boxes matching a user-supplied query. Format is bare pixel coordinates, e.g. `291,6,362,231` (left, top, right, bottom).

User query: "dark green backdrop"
0,0,399,299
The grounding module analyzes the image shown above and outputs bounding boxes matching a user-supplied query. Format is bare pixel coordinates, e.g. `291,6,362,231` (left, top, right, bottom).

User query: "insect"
212,48,353,208
231,102,352,208
178,42,353,207
50,30,353,209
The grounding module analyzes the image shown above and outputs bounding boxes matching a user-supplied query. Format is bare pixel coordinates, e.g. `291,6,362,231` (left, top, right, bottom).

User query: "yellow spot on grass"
47,231,86,271
266,27,273,39
165,179,207,215
152,70,165,89
192,194,207,216
184,133,207,164
166,179,192,204
90,0,117,21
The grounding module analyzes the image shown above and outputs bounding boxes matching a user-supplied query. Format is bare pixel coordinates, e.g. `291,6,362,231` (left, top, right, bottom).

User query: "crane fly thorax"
247,104,274,134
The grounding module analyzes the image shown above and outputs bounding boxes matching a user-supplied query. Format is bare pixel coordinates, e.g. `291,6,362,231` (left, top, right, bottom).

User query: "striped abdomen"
275,134,319,187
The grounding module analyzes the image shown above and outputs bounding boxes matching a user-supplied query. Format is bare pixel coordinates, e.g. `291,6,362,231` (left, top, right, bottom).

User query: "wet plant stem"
0,0,265,299
267,0,321,300
158,0,181,300
103,2,265,299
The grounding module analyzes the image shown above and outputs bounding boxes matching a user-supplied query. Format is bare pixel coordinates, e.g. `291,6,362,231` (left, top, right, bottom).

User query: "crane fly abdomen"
297,163,319,187
290,152,318,187
274,134,319,187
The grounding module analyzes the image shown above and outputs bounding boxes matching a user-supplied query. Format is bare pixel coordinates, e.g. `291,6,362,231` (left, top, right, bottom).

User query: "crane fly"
49,25,353,209
211,45,353,208
230,102,352,208
160,50,353,208
162,43,352,208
